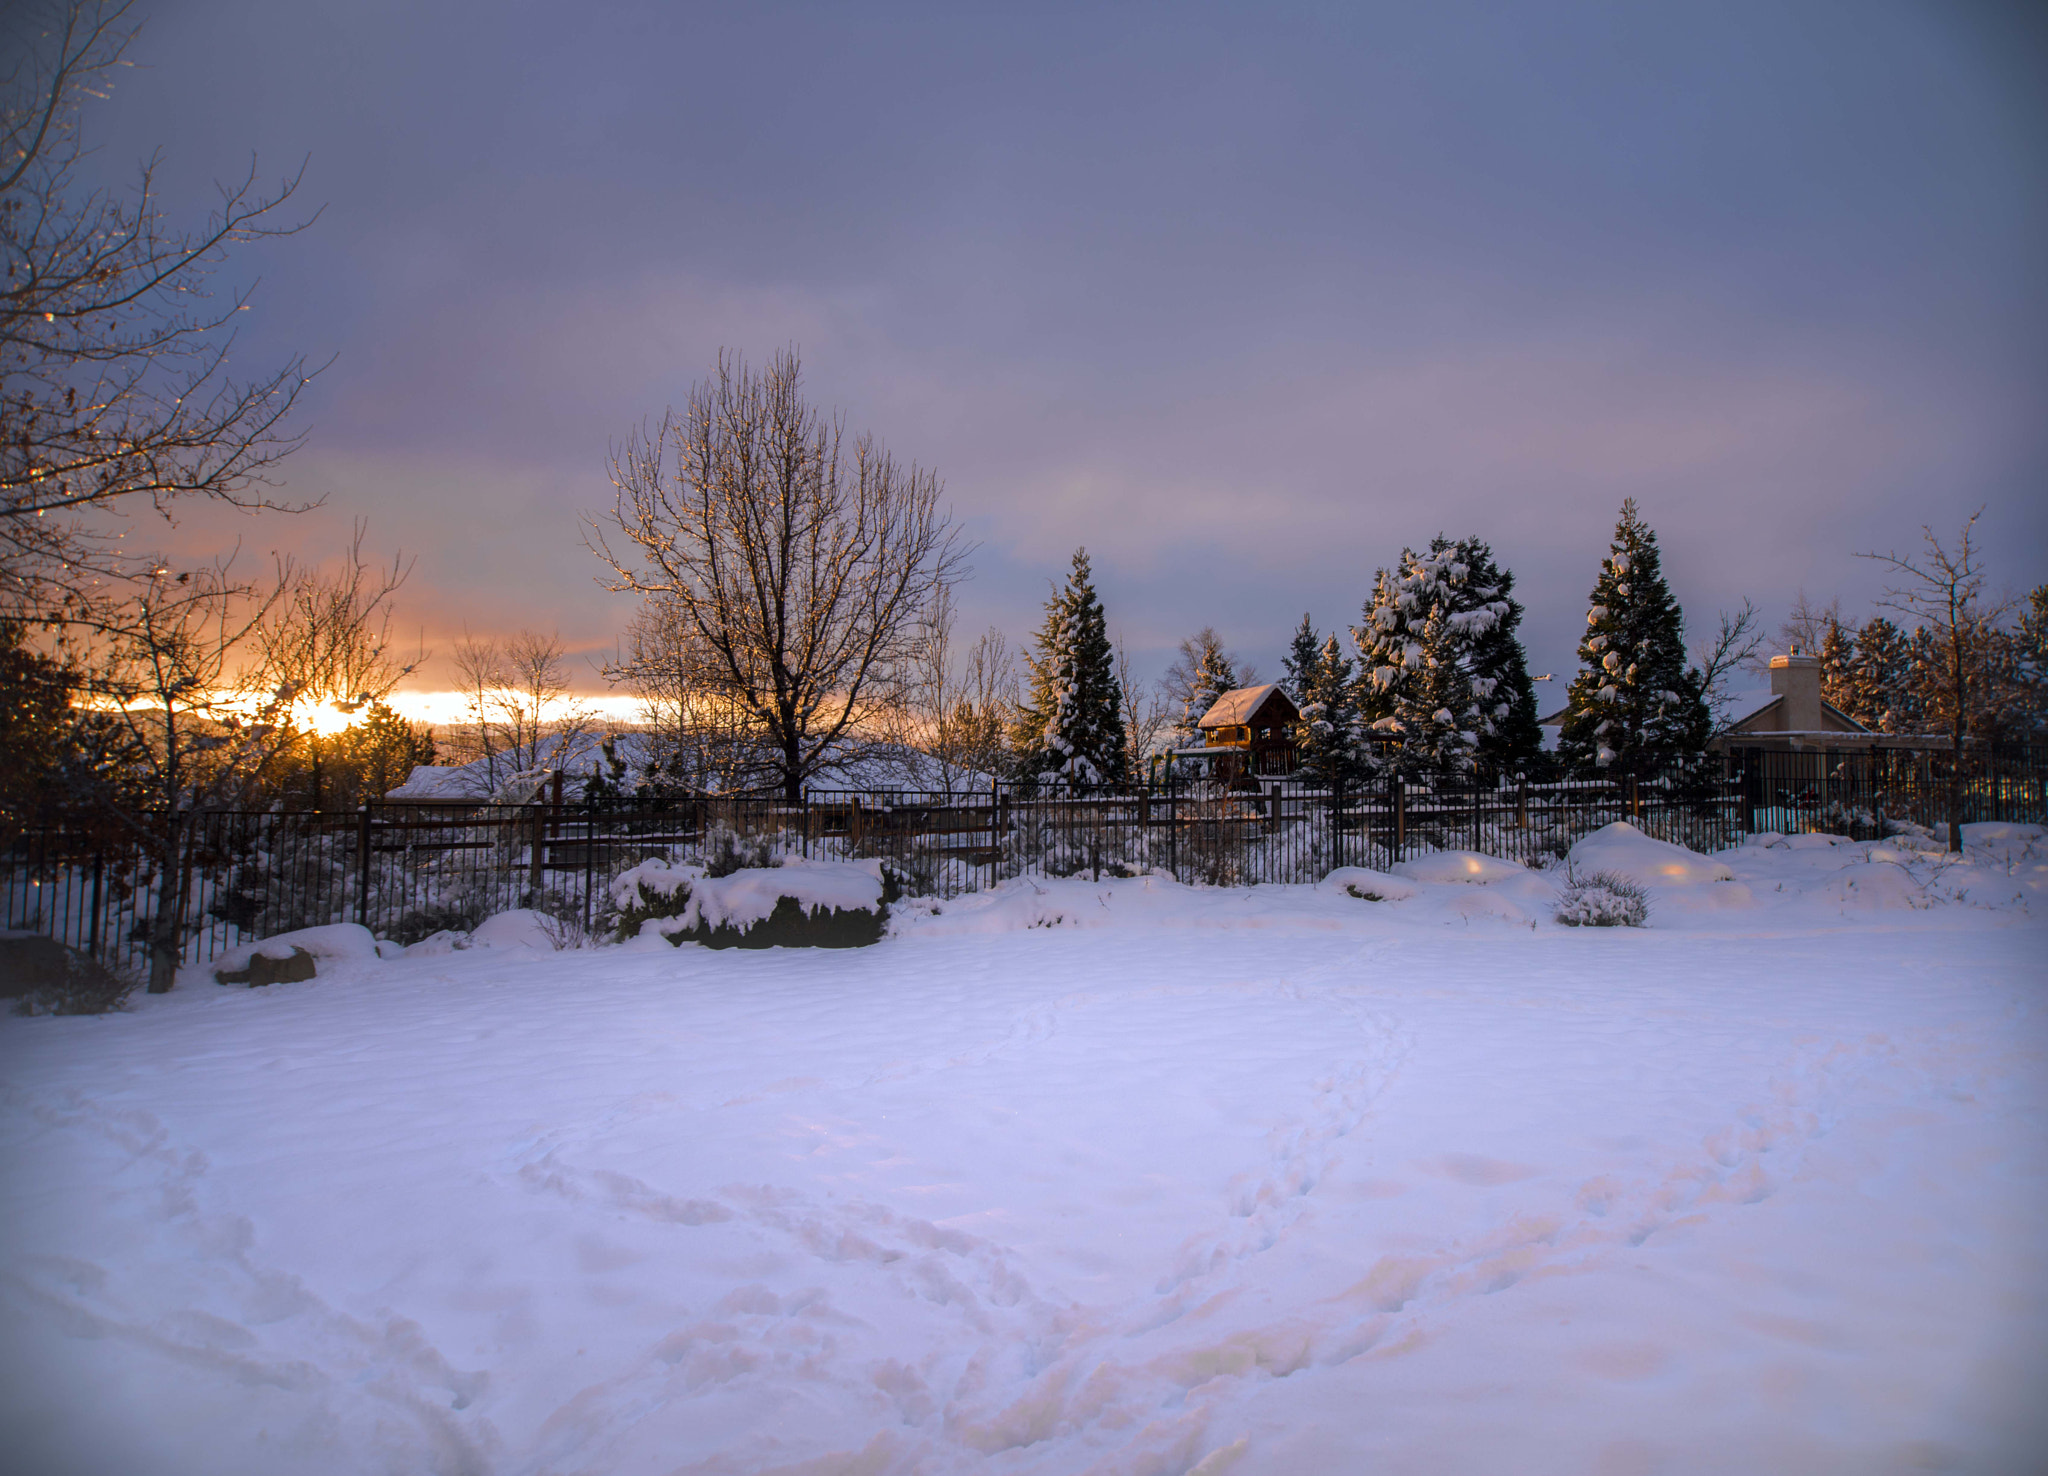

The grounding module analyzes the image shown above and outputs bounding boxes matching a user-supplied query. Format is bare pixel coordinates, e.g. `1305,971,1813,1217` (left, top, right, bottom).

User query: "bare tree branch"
1,0,321,625
1693,597,1766,732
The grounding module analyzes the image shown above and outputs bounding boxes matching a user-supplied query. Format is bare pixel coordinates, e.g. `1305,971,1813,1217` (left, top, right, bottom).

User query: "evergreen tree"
2014,586,2048,734
1556,499,1710,777
1295,632,1375,791
347,702,437,802
1282,614,1321,701
1013,549,1127,788
1440,536,1544,777
1817,617,1857,715
1352,547,1483,781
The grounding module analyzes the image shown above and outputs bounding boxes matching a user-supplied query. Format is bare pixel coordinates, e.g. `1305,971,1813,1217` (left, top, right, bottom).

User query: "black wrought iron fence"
6,745,2042,968
1729,743,2047,838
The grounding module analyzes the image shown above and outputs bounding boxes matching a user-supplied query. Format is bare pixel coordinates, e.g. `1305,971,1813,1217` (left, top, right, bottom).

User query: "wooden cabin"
1178,683,1301,782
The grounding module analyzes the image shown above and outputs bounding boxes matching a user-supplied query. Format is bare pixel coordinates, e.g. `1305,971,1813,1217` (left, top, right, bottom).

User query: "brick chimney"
1769,650,1823,731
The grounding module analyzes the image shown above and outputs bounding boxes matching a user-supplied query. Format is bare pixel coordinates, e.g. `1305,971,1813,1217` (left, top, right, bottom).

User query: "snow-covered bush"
607,858,707,941
606,858,891,948
2,935,135,1015
702,825,783,878
1554,865,1649,927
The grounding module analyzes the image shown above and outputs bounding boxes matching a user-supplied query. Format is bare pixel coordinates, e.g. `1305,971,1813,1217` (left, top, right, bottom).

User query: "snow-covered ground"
3,826,2045,1475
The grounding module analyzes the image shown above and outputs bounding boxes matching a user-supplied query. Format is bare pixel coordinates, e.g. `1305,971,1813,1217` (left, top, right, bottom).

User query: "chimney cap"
1770,651,1819,669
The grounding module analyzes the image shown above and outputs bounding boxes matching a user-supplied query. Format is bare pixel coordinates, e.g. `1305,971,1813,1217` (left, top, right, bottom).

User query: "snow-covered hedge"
610,859,892,949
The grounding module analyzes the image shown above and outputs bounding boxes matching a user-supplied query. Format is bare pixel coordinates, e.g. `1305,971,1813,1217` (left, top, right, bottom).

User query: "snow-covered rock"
1321,866,1419,902
471,909,561,950
210,923,380,984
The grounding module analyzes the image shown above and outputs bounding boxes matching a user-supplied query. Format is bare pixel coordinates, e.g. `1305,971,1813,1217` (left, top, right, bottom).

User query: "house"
1540,649,1938,754
1709,650,1873,752
1170,684,1301,782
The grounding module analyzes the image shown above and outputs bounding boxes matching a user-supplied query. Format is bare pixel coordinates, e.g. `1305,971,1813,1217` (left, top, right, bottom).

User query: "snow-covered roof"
1197,684,1297,730
383,733,996,801
385,764,493,801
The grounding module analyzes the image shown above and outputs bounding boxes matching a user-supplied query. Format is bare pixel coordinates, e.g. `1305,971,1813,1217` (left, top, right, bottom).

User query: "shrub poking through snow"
1,935,135,1015
1554,864,1649,928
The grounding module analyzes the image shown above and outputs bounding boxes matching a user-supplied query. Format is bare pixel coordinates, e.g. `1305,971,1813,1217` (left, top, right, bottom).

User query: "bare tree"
447,632,506,784
1859,510,2012,851
252,522,418,807
590,349,970,800
77,549,289,991
879,584,1019,794
1,0,318,625
953,626,1018,781
448,628,592,792
1115,635,1171,771
1692,597,1767,732
500,628,593,773
1775,590,1841,658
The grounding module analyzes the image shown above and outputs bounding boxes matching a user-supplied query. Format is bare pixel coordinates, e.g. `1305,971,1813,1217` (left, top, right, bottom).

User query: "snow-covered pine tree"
1848,617,1919,733
1351,547,1483,781
1295,632,1375,791
1282,614,1321,702
1013,549,1127,789
1556,499,1710,777
1439,536,1544,777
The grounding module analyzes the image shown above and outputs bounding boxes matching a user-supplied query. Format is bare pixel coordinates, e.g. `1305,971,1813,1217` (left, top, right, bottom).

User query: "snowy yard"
3,827,2045,1475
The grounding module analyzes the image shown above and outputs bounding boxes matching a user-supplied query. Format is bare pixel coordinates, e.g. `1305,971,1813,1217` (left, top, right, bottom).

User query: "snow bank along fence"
5,743,2042,968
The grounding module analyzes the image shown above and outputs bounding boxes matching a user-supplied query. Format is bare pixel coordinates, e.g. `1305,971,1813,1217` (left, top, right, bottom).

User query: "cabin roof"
1197,684,1300,730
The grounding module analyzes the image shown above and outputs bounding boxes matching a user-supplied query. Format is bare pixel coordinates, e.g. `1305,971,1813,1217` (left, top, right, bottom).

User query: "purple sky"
81,0,2048,698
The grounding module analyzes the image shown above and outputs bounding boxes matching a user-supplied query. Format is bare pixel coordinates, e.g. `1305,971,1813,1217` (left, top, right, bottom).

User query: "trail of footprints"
0,1087,498,1475
2,1004,1923,1475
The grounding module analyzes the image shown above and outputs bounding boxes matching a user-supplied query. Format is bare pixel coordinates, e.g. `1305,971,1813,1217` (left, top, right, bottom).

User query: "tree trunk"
147,811,185,993
1949,622,1965,853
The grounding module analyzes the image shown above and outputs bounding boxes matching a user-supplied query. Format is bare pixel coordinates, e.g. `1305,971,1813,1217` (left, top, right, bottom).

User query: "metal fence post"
89,851,104,960
1168,772,1179,880
357,803,374,928
1392,776,1406,864
528,803,545,899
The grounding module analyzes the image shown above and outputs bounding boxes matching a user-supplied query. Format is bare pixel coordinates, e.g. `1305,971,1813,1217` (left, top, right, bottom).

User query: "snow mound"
1567,824,1748,919
891,874,1131,936
1392,851,1529,885
1321,866,1419,902
209,923,379,977
472,909,560,950
1818,860,1933,911
1962,823,2044,862
1569,823,1736,888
